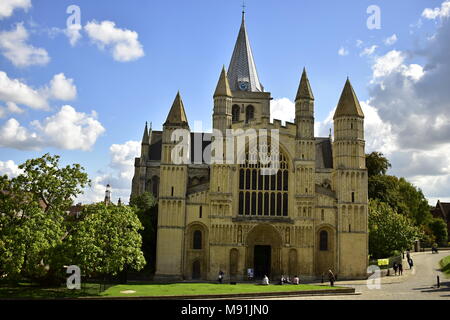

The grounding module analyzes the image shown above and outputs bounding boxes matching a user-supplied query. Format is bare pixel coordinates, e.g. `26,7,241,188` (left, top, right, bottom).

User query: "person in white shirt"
262,275,269,285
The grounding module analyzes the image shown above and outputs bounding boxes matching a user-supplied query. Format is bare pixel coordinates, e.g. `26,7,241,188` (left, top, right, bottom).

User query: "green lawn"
101,283,340,297
0,282,341,299
0,282,102,299
440,255,450,277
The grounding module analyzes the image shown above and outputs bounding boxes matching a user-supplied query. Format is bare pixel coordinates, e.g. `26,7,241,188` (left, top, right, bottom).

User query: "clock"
238,81,250,91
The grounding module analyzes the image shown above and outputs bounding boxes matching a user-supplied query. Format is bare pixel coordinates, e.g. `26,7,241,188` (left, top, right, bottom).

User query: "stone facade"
131,14,369,281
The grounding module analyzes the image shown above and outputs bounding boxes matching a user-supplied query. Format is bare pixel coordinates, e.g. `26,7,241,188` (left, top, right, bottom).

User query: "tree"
129,192,157,273
366,152,391,177
428,218,448,246
0,154,89,282
369,200,421,259
368,174,432,227
67,203,145,277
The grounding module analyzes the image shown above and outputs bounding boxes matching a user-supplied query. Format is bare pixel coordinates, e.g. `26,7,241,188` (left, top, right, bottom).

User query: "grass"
440,255,450,277
0,282,341,299
0,282,102,299
100,283,340,298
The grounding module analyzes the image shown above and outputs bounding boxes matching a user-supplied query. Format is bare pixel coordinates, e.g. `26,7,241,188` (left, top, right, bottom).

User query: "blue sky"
0,0,449,204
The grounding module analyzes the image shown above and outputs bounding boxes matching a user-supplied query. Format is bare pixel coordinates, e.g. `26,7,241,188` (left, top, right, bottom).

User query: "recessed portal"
254,245,271,279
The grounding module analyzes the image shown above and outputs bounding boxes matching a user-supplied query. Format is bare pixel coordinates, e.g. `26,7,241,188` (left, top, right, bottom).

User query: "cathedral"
131,12,369,281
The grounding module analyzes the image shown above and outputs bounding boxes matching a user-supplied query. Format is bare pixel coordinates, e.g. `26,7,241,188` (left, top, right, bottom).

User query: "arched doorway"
315,226,336,276
192,260,201,280
246,224,282,280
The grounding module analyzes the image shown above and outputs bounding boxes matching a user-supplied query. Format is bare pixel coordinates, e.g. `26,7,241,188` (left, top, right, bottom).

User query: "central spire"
227,11,263,92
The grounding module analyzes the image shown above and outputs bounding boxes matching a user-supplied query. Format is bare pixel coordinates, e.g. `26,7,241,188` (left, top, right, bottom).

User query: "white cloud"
371,50,405,78
0,160,23,178
0,101,24,118
76,140,141,204
65,23,82,46
0,71,48,110
31,105,105,151
384,34,398,46
365,3,450,203
0,0,31,19
356,40,364,48
0,23,50,67
360,45,378,57
270,98,295,123
84,20,144,62
422,0,450,20
0,71,77,111
0,118,40,150
47,73,77,101
0,106,105,151
338,46,349,56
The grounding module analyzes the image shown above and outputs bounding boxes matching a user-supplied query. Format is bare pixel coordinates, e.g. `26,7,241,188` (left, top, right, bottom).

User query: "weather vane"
242,0,246,14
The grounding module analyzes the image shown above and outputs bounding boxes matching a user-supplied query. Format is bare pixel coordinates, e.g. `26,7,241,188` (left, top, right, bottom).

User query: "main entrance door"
254,245,271,279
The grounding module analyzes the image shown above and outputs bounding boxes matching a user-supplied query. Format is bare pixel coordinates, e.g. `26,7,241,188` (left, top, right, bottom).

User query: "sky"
0,0,449,205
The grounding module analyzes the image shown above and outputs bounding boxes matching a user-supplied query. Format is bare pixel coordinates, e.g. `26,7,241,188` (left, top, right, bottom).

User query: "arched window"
246,105,254,123
193,230,202,249
238,144,289,216
232,105,240,123
320,230,328,251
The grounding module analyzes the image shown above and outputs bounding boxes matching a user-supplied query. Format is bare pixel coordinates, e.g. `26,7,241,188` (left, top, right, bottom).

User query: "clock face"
239,81,250,91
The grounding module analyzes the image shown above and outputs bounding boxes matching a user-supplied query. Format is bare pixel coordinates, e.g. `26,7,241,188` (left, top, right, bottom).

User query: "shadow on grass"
0,282,102,299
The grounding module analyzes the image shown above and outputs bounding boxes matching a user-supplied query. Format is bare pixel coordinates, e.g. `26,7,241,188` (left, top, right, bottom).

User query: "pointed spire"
142,122,149,144
164,91,189,127
214,66,233,97
333,78,364,119
227,12,263,92
296,67,314,101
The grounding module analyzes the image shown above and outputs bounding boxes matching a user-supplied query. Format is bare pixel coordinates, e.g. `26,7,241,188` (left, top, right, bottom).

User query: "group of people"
392,250,414,276
261,275,300,285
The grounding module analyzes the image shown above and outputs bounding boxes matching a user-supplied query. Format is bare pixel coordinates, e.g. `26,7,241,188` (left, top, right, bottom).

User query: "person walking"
262,275,269,285
218,270,224,284
328,269,336,287
408,258,414,269
393,262,398,276
398,262,403,275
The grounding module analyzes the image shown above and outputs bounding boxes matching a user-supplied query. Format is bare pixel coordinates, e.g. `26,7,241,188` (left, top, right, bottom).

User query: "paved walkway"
246,251,450,300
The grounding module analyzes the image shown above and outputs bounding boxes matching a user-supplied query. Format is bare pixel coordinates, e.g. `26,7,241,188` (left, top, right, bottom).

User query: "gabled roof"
164,92,189,127
296,68,314,101
435,200,450,222
227,12,263,92
333,78,364,119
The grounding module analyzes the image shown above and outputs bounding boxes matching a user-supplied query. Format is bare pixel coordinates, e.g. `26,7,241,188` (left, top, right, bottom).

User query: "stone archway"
245,224,283,280
315,225,336,276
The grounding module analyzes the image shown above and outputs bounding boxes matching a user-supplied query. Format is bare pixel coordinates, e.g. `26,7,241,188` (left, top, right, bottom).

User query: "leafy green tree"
428,218,448,246
129,192,157,273
366,152,391,177
67,203,146,276
368,174,431,227
0,154,89,282
369,199,421,259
